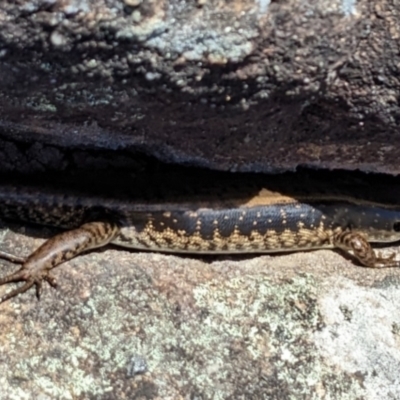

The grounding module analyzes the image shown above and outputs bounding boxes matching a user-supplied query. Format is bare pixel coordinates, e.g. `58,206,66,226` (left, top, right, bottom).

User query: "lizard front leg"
333,230,399,268
0,221,119,303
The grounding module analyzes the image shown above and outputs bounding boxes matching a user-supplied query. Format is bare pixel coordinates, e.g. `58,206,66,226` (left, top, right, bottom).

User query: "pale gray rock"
0,222,399,399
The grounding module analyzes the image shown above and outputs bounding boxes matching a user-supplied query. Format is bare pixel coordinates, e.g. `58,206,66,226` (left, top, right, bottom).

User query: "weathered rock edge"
0,1,399,173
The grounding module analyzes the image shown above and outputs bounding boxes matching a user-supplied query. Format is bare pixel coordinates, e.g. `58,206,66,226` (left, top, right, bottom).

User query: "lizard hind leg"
0,250,25,264
0,249,35,302
0,281,35,304
0,220,120,304
0,264,58,303
333,230,399,268
0,264,39,303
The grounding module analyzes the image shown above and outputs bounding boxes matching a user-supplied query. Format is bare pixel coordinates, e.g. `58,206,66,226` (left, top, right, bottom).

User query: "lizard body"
0,172,399,302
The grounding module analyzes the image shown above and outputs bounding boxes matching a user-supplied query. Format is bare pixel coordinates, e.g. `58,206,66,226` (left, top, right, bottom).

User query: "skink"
0,171,399,303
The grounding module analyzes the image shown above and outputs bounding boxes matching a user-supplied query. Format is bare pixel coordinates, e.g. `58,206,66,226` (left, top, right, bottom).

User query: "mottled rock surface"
0,0,400,173
0,223,400,399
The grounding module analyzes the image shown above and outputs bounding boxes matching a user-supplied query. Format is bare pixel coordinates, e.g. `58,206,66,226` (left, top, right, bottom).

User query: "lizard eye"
393,222,400,232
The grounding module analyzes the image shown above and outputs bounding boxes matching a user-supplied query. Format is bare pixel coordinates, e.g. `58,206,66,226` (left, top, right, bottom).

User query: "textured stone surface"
0,1,400,173
0,221,400,399
1,1,400,398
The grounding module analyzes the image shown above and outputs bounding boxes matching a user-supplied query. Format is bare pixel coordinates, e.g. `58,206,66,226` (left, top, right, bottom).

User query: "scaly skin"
0,175,400,303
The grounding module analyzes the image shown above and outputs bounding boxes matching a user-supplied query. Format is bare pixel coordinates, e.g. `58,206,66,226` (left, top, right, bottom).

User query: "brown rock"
0,1,399,173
